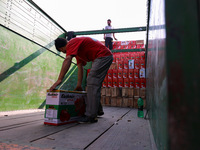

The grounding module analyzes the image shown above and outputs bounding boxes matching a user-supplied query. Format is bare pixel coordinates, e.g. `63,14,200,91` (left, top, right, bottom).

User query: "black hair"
55,38,67,51
107,19,111,21
67,31,76,41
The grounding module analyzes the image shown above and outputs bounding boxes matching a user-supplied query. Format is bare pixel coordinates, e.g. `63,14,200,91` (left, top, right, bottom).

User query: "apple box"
140,68,146,78
102,75,108,87
128,60,134,69
113,69,118,79
44,90,87,126
118,78,124,87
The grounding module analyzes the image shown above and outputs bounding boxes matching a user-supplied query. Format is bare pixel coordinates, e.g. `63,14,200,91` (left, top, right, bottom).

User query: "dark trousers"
86,55,113,118
105,37,113,50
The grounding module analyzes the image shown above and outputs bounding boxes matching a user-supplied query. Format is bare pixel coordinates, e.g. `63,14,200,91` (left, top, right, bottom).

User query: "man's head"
55,38,67,53
107,19,111,26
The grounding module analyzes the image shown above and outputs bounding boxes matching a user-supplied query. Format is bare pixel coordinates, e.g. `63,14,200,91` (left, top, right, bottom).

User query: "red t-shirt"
66,37,112,66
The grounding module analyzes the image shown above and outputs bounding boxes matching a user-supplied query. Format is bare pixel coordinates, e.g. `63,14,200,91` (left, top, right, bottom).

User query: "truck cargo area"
0,107,155,150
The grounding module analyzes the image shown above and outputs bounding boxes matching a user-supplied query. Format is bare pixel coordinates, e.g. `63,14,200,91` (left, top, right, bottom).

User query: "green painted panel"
0,26,65,111
147,0,200,149
146,0,168,149
165,0,200,149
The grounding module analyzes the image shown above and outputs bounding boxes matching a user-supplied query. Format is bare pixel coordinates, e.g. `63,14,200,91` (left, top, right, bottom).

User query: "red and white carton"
137,44,145,49
130,52,135,59
118,78,124,87
102,76,108,87
117,60,124,69
120,54,125,60
118,69,123,79
129,40,136,45
123,69,128,78
125,53,130,60
115,54,121,62
113,41,120,46
136,40,144,45
140,52,145,60
113,45,117,50
113,69,118,79
140,60,146,69
113,78,118,87
128,60,134,69
129,78,134,88
107,69,113,79
124,78,129,87
134,78,140,88
140,78,146,88
113,54,116,62
107,78,113,87
128,45,137,49
124,60,129,69
45,90,87,126
139,68,146,78
116,45,122,49
129,69,134,78
134,60,140,69
121,41,129,45
135,52,141,60
121,45,125,49
134,69,139,78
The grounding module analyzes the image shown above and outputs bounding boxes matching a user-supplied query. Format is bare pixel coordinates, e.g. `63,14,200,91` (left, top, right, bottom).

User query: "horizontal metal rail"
69,26,146,36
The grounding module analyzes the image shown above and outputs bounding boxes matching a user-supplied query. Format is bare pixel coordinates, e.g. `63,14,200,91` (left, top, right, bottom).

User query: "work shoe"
78,116,98,124
97,111,104,116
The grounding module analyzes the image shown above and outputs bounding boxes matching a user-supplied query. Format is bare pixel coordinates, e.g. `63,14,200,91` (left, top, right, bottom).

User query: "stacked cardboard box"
113,40,145,50
102,51,146,90
101,87,146,109
44,90,86,126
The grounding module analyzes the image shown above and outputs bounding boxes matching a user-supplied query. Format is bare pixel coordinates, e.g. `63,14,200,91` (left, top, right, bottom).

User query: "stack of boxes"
100,40,146,108
113,40,145,50
100,50,146,108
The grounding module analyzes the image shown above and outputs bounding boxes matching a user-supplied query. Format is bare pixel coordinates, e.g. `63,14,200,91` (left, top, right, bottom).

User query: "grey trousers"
85,55,113,118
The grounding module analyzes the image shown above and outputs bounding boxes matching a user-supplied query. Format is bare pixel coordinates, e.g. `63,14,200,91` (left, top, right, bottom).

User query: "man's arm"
113,33,117,40
49,55,72,91
74,63,84,91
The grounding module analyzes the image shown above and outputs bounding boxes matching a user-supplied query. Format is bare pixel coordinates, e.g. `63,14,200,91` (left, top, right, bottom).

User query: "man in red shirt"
49,37,113,123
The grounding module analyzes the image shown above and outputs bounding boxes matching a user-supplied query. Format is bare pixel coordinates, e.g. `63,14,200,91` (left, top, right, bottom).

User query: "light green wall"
0,26,67,111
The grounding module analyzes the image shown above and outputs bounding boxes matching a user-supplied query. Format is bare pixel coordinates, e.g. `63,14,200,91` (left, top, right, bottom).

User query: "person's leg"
109,38,113,50
85,55,113,119
105,37,109,48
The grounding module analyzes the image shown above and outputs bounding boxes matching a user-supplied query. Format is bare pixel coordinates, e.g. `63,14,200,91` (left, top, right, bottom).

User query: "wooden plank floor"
0,107,153,150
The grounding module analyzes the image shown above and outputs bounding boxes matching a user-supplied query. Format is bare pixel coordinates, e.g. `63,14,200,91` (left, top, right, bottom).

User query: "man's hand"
74,86,83,91
49,56,72,92
49,80,62,92
74,63,84,91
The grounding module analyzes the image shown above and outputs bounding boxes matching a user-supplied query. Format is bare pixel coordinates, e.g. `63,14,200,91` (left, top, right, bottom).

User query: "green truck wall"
147,0,200,149
146,0,168,149
0,26,78,111
166,0,200,150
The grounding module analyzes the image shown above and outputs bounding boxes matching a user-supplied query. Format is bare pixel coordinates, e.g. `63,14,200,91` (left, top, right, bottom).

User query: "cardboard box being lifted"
44,90,87,126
